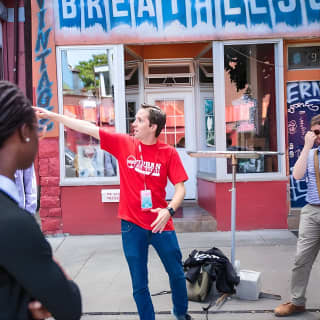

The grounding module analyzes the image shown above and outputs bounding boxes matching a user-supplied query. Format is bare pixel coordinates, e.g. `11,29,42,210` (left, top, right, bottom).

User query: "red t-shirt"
99,129,188,231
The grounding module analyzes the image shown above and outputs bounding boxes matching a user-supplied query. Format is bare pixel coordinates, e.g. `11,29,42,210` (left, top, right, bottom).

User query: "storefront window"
60,48,118,181
288,46,320,70
224,44,278,174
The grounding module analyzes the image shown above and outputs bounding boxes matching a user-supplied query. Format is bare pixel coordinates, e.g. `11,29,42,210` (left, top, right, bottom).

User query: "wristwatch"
167,206,175,217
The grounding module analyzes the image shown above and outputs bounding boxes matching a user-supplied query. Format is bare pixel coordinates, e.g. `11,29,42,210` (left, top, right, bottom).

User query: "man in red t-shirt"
35,104,192,320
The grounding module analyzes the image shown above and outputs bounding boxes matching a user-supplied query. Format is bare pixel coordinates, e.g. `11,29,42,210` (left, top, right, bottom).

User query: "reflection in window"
61,49,117,179
204,99,214,146
155,100,185,148
288,46,320,70
126,101,136,134
224,44,278,174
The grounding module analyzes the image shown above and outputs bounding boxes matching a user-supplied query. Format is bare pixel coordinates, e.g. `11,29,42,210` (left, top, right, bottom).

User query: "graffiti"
298,111,307,138
289,168,307,203
35,0,54,132
287,81,320,207
56,0,320,40
287,81,320,104
287,81,320,114
288,102,320,114
288,120,297,135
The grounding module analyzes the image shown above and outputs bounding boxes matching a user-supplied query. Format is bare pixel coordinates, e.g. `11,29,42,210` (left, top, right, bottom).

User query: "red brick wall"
38,138,62,234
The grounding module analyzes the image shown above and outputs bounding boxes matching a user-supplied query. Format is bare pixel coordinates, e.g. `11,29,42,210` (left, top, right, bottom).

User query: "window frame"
56,45,125,186
144,59,195,88
213,39,286,181
125,61,140,89
287,43,320,71
197,58,213,88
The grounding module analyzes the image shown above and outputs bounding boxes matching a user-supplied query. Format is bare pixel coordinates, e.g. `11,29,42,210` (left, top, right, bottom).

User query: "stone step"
173,204,217,233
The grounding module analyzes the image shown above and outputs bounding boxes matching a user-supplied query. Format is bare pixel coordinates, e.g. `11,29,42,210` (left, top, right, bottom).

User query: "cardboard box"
235,270,262,301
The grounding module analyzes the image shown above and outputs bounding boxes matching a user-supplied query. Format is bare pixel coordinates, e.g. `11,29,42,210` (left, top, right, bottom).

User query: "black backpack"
184,247,240,301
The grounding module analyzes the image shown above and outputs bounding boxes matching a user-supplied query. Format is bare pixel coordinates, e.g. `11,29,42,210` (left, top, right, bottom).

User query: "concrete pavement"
47,230,320,319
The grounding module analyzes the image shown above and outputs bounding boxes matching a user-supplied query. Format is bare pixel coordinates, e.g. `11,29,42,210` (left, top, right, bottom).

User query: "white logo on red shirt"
126,155,161,176
127,155,137,169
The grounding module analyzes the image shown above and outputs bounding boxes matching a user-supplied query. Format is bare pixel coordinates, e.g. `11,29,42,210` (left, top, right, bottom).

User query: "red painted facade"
198,178,288,231
61,186,120,234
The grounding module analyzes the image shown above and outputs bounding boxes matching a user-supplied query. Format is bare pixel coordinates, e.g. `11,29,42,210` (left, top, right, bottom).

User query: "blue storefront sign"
287,81,320,208
55,0,320,42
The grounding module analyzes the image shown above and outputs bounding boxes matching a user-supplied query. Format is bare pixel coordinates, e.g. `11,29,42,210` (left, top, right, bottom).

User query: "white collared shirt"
0,174,20,205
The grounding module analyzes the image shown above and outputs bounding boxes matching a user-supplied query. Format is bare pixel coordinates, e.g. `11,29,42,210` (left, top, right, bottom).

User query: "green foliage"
75,54,108,91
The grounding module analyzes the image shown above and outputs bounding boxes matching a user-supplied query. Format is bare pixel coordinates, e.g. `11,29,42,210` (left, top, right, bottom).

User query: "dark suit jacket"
0,191,82,320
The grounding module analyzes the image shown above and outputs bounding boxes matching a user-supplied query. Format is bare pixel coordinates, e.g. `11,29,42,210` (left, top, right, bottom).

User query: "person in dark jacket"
0,80,82,320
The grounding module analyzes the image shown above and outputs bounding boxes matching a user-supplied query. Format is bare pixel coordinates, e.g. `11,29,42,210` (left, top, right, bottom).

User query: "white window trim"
56,45,125,186
213,39,286,181
144,59,195,88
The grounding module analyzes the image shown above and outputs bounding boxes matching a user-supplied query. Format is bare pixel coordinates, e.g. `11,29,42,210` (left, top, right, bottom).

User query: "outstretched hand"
33,106,55,120
150,207,171,233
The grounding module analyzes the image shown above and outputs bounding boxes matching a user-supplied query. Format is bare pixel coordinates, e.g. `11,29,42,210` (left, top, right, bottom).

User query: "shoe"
274,302,305,316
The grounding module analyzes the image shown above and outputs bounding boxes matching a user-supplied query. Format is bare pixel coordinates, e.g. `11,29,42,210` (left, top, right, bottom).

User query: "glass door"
146,91,196,200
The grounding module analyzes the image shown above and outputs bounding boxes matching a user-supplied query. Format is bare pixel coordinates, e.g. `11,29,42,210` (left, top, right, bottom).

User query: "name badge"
141,189,152,210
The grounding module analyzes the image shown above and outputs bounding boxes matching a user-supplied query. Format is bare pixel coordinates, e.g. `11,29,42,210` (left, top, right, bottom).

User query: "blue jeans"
121,220,188,320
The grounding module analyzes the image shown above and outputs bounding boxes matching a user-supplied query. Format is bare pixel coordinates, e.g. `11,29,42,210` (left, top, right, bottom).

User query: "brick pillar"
38,137,62,234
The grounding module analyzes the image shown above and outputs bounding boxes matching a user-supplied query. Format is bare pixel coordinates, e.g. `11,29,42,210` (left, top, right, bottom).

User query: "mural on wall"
34,0,55,133
287,81,320,208
54,0,320,43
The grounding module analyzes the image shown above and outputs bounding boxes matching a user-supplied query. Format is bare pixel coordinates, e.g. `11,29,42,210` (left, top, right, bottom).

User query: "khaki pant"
291,204,320,306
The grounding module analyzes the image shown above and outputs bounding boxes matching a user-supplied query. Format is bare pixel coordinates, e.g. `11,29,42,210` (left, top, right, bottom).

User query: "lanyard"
136,143,158,190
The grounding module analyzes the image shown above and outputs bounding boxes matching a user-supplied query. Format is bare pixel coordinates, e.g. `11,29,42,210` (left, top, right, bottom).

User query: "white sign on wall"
101,189,120,202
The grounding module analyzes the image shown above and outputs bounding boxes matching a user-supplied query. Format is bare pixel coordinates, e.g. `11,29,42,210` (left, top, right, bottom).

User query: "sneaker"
274,302,305,316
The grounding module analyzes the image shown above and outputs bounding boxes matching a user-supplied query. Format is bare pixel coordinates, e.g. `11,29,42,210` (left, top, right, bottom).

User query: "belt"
309,203,320,206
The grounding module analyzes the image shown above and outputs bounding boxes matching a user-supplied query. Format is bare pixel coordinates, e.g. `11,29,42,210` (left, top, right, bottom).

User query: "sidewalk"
47,230,320,320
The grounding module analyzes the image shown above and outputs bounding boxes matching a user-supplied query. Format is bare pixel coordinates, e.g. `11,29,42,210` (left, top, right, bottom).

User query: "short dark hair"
141,103,166,138
0,81,35,148
311,114,320,128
